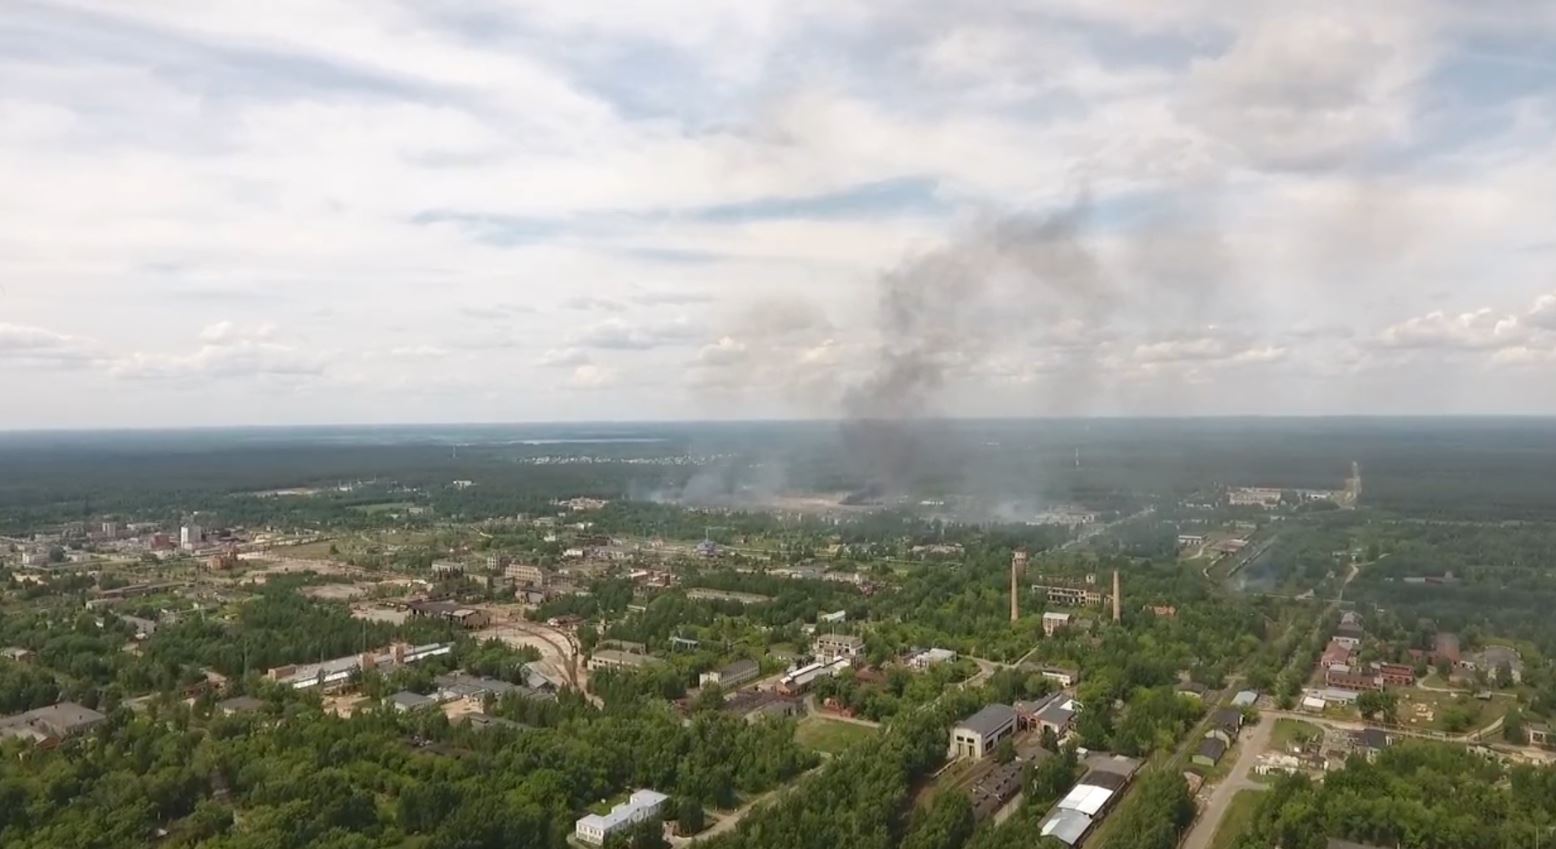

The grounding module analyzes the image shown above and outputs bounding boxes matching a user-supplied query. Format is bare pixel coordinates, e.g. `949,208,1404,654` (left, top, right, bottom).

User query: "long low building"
267,642,453,690
587,649,663,672
778,657,849,695
574,789,669,845
1037,756,1142,846
0,701,107,745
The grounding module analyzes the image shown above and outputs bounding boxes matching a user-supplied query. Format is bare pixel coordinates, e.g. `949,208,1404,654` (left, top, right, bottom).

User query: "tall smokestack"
1011,549,1028,623
1112,570,1121,623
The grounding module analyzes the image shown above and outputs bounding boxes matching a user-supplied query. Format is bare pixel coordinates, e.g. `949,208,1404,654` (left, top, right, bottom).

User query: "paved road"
1181,717,1276,849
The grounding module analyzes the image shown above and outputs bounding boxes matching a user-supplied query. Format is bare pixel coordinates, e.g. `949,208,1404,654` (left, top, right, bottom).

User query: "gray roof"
1231,690,1258,707
957,704,1016,737
1356,727,1391,751
0,701,107,739
1084,753,1143,777
720,658,760,679
388,691,437,709
1196,737,1228,761
1079,769,1128,791
216,696,266,714
1211,708,1243,733
1039,807,1094,846
436,673,522,699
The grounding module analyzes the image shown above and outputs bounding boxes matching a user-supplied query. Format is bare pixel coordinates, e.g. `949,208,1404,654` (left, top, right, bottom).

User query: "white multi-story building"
574,790,669,845
179,524,202,550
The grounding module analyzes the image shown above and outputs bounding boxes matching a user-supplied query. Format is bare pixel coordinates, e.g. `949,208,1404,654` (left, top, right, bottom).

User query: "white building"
909,648,957,669
574,789,669,845
1042,611,1073,636
180,524,202,550
812,633,864,661
949,704,1016,760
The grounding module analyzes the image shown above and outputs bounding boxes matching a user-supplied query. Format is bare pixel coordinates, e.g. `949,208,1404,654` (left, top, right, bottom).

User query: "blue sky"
2,1,1556,426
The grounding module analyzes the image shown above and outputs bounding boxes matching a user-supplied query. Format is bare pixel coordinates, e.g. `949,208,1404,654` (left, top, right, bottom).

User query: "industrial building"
949,704,1016,760
812,633,865,661
1036,757,1140,846
388,690,438,712
0,701,107,745
407,600,491,629
699,658,760,689
574,789,669,845
1042,611,1072,636
587,649,663,672
778,657,849,695
266,641,452,690
908,647,958,669
1032,584,1103,607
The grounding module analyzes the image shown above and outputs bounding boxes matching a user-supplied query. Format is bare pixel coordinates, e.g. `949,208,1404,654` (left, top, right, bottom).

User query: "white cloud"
568,363,618,389
1374,308,1527,351
536,347,592,367
0,323,98,368
572,317,700,350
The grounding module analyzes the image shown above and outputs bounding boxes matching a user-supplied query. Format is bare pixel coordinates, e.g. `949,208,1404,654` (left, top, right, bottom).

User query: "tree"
677,798,706,836
992,738,1016,764
901,792,975,849
1496,662,1514,690
1356,690,1398,723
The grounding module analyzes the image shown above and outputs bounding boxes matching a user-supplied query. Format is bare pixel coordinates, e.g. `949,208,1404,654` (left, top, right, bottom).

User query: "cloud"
568,363,617,389
563,295,627,312
0,323,98,368
572,316,700,350
631,289,714,306
1373,307,1526,351
387,344,448,359
536,347,592,367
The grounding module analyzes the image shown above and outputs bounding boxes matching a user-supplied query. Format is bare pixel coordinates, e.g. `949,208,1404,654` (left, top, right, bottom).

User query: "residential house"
503,563,547,587
1206,708,1244,746
1378,663,1415,687
949,704,1017,760
1192,736,1228,768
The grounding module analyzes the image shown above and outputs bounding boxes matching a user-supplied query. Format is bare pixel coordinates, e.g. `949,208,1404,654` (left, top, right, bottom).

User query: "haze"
4,1,1556,428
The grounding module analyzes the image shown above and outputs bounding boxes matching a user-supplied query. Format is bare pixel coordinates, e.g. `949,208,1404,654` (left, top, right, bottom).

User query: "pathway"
1181,716,1276,849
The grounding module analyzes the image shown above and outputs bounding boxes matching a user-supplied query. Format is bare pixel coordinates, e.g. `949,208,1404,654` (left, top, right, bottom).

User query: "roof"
1231,690,1258,707
816,633,864,646
1057,783,1114,816
1042,611,1072,620
578,789,669,833
0,701,107,738
465,713,528,732
435,673,525,700
1084,753,1143,777
956,704,1016,737
1356,727,1391,751
388,691,437,709
1211,707,1244,732
216,696,266,714
719,658,760,678
1039,808,1094,846
1196,737,1228,761
1079,769,1128,791
1177,681,1207,694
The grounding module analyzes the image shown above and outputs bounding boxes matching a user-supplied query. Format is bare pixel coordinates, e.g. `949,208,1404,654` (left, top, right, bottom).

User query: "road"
1180,717,1276,849
476,615,590,697
670,764,825,844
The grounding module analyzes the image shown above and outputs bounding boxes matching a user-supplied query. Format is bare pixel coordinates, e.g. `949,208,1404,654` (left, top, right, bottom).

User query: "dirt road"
1181,717,1276,849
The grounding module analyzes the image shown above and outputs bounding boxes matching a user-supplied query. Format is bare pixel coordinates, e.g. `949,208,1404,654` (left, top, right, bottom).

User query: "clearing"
1209,789,1266,849
794,716,878,754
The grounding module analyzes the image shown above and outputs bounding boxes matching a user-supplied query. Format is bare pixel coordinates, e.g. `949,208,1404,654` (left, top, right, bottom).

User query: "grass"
1210,789,1267,849
1271,718,1321,749
794,717,878,755
276,540,336,560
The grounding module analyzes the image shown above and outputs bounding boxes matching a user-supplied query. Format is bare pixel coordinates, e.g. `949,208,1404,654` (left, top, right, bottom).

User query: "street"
1180,716,1275,849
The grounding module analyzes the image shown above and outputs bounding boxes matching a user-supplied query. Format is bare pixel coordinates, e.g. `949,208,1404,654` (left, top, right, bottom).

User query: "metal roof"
957,704,1017,738
1040,808,1094,845
1057,783,1114,816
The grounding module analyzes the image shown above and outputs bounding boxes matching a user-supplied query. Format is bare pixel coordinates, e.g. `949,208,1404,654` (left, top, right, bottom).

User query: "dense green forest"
1233,743,1556,849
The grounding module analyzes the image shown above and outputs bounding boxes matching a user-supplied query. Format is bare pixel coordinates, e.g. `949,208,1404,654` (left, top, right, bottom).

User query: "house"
949,704,1017,760
587,649,663,672
1378,663,1415,687
1036,666,1079,688
1326,669,1383,692
1,646,34,663
908,648,958,669
812,633,865,661
1207,708,1244,746
1301,695,1327,712
0,701,107,744
1353,727,1392,762
1192,736,1228,768
1176,681,1208,700
1042,611,1073,636
1231,690,1259,708
1321,640,1355,668
215,695,267,717
388,691,438,712
465,713,528,733
406,600,490,629
1527,722,1551,748
574,789,669,846
1334,611,1364,648
818,609,847,624
699,659,760,690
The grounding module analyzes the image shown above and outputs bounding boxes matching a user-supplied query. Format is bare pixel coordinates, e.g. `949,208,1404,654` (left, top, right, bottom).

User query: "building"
1176,681,1207,699
1378,663,1415,687
406,600,491,629
908,648,958,669
818,609,847,624
180,523,203,550
1033,584,1103,607
949,704,1017,760
1228,487,1283,508
434,673,550,705
388,691,438,712
1433,632,1462,665
1207,708,1244,746
1353,727,1392,762
1321,640,1355,668
2,646,36,663
812,633,865,661
686,588,772,605
1528,722,1551,748
1176,534,1205,547
778,658,848,695
1016,692,1080,737
504,563,547,587
1231,690,1259,708
1333,613,1364,649
1465,645,1523,683
587,649,662,672
1193,736,1228,768
1042,611,1073,636
267,641,452,690
120,614,158,639
0,701,107,744
699,659,760,690
574,789,669,846
1325,669,1383,692
969,758,1026,820
1037,764,1134,847
1036,666,1079,688
216,695,267,716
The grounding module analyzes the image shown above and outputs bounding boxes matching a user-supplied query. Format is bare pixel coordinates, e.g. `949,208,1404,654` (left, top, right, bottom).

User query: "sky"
3,1,1556,428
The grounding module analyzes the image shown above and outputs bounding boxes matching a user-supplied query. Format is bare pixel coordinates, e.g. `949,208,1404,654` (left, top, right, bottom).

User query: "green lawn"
793,717,878,754
1210,789,1268,849
1271,718,1321,749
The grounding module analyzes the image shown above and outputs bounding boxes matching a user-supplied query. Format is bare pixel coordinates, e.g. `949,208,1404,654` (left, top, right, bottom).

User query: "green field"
1211,789,1268,849
794,717,878,754
1271,718,1321,749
